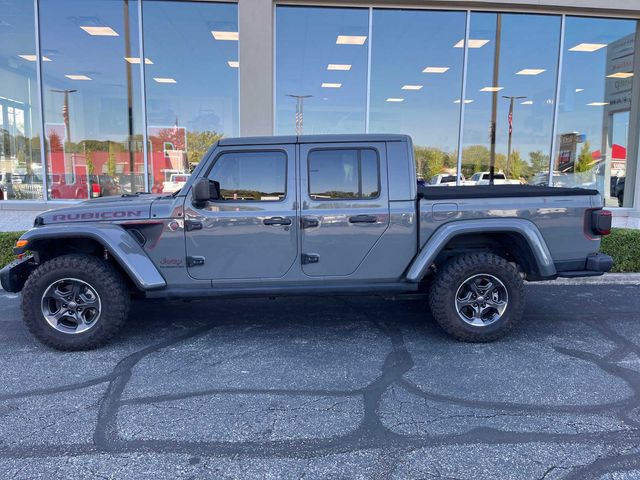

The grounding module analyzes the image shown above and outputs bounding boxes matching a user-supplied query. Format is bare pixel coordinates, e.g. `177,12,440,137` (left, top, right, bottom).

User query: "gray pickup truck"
1,134,613,350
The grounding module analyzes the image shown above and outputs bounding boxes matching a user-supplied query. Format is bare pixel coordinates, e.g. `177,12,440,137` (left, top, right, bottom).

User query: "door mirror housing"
192,178,220,207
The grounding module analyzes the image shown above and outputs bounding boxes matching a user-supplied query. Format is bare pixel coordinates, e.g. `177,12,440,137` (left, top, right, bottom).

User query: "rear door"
299,142,390,277
185,144,297,281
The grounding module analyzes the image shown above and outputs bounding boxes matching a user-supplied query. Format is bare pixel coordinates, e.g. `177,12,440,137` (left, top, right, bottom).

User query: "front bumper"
557,253,614,278
0,255,34,293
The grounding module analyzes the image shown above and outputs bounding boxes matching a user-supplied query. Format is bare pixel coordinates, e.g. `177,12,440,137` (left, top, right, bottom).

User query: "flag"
508,111,513,135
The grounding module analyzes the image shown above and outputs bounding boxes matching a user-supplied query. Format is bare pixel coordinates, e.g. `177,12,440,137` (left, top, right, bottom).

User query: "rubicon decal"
51,210,144,222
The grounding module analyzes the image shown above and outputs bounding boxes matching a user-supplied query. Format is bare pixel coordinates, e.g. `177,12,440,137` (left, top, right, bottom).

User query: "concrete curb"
534,273,640,285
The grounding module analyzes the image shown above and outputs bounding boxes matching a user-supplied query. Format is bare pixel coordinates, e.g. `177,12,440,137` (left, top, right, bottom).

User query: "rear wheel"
429,252,525,342
21,254,130,350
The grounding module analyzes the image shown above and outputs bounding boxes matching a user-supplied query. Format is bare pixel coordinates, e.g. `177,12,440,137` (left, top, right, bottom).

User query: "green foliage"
187,130,223,166
107,143,117,178
575,141,593,173
86,149,95,175
529,150,550,175
0,232,26,268
601,228,640,273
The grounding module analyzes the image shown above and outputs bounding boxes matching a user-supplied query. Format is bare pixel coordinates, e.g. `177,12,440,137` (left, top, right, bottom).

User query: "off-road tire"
21,254,130,350
429,252,525,342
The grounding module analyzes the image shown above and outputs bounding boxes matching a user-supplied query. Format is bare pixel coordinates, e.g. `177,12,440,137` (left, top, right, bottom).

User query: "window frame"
307,147,381,201
203,148,289,203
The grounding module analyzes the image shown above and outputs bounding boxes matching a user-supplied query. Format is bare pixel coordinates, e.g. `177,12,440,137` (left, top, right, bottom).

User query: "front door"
185,145,298,281
299,143,390,277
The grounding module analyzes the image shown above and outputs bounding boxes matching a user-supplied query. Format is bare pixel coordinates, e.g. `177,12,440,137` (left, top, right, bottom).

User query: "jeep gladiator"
0,134,613,350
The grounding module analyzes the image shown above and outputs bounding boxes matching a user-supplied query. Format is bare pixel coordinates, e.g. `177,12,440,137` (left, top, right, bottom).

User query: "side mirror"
191,178,220,207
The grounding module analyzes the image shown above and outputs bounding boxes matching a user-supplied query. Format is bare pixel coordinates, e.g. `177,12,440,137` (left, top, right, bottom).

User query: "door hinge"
187,256,205,267
301,253,320,265
185,219,203,232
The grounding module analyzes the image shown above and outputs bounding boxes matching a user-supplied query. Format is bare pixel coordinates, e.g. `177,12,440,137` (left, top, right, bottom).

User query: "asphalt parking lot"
1,280,640,479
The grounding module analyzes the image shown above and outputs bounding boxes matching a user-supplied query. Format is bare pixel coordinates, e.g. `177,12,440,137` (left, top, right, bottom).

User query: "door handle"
263,216,292,226
301,217,320,229
348,214,377,224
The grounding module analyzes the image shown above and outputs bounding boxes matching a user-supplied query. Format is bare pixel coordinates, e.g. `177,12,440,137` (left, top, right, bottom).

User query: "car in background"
49,174,120,199
614,177,625,207
465,171,521,186
427,173,465,186
530,172,571,188
162,173,190,194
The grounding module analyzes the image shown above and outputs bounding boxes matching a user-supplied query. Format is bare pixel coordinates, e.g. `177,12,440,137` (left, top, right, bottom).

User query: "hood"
37,194,166,226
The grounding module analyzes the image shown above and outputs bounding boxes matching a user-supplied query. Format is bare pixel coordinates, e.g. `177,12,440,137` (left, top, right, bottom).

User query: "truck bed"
418,185,599,200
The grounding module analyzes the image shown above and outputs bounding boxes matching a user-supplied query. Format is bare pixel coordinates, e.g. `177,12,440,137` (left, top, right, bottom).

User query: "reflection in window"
0,1,43,200
309,149,379,199
143,1,238,194
208,151,286,201
276,6,368,135
369,9,465,184
40,0,144,199
462,13,560,185
554,17,637,207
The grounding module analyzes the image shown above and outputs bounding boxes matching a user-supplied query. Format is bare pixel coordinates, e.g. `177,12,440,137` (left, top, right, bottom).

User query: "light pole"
286,94,311,135
502,95,526,178
50,89,77,177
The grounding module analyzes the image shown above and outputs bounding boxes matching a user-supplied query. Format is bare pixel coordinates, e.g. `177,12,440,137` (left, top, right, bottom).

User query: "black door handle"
263,216,292,226
301,217,320,229
349,214,377,224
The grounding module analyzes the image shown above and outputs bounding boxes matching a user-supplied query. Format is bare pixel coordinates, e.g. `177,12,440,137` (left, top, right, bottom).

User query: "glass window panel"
208,151,286,201
462,13,561,185
276,6,368,135
361,149,379,198
143,1,238,194
40,0,144,200
0,0,43,200
308,148,379,199
554,17,637,207
369,9,465,184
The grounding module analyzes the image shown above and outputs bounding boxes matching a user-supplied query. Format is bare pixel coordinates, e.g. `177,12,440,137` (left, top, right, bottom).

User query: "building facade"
1,0,640,226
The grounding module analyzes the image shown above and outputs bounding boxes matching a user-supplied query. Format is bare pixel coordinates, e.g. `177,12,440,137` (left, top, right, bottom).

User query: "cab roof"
218,133,411,146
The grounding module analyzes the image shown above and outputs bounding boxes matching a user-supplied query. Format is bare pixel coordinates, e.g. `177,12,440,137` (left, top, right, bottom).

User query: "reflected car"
49,174,120,200
427,173,465,186
162,173,191,194
464,171,520,186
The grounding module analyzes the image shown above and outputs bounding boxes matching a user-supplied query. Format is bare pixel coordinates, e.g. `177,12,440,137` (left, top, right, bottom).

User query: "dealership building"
1,0,640,227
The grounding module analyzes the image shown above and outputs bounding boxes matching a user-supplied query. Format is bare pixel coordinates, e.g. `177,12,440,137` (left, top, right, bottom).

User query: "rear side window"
207,151,287,201
308,149,379,200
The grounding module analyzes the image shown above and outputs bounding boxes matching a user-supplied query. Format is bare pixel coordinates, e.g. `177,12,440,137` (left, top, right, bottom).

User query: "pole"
123,0,135,193
286,94,311,136
506,96,513,177
489,14,502,186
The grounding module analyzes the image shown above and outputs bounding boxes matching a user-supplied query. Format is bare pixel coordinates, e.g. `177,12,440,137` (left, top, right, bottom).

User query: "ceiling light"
336,35,367,45
575,88,584,93
401,85,423,90
154,77,176,84
321,82,341,88
454,99,473,104
422,66,449,73
211,31,239,41
521,100,534,105
227,61,239,68
124,57,153,64
587,102,609,106
569,43,607,52
327,64,351,71
19,54,51,62
386,98,404,102
454,39,490,49
516,69,546,75
65,74,91,80
480,86,504,92
607,72,633,79
80,26,119,36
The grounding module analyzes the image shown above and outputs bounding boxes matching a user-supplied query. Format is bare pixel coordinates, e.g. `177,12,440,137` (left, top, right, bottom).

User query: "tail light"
91,182,101,198
588,208,612,236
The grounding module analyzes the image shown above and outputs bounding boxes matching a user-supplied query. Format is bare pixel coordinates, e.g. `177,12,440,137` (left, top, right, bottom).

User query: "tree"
186,130,223,166
86,149,95,176
107,142,117,178
414,146,446,180
461,145,490,177
529,150,550,175
575,141,593,173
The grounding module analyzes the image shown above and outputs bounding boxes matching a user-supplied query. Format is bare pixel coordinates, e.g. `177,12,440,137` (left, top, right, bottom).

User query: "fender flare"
406,218,556,282
17,223,166,290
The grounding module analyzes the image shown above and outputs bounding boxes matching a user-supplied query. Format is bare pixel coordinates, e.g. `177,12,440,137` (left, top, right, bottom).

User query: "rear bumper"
0,255,34,293
557,253,614,278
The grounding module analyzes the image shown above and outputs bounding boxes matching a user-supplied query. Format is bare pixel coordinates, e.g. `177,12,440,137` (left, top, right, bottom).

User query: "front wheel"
429,252,525,342
21,254,130,350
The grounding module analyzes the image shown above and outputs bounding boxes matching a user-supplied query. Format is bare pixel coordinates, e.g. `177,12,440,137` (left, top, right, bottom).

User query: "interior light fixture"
454,39,489,49
575,88,584,93
587,102,609,106
327,64,352,71
19,54,51,62
422,66,449,73
401,85,423,90
321,82,342,88
516,69,546,75
154,77,177,84
454,99,474,104
569,43,607,52
227,61,239,68
65,74,91,80
607,72,634,79
211,31,239,41
80,26,119,36
336,35,367,45
521,100,534,105
386,98,404,102
480,86,504,92
124,57,153,64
